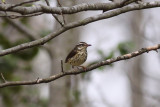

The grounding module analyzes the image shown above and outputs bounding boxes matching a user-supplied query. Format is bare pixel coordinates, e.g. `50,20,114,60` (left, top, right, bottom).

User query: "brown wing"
65,47,77,63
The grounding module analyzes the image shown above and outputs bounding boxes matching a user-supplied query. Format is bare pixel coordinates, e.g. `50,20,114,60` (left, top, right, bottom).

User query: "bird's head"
76,42,91,51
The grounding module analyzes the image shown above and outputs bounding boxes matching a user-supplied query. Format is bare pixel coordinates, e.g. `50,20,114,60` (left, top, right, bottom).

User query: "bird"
65,42,91,69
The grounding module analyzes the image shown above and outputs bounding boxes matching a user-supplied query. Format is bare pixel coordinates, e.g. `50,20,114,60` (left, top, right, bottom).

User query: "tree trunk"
49,0,82,107
127,11,145,107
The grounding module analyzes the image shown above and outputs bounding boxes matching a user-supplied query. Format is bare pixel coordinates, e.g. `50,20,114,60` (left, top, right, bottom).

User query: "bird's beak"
87,44,91,47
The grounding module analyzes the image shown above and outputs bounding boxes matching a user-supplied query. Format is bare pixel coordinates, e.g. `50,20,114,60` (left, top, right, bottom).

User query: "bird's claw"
78,66,87,71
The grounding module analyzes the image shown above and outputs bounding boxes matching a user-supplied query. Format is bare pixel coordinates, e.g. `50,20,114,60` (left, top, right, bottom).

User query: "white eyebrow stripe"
78,42,86,45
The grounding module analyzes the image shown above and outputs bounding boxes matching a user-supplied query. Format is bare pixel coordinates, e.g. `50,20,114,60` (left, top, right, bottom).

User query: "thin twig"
7,0,40,10
36,77,42,83
44,0,64,26
3,17,39,39
36,77,39,82
122,0,139,5
0,12,43,19
52,14,64,26
0,73,7,83
10,12,43,19
61,60,64,73
2,15,54,66
0,44,159,88
57,0,66,24
103,0,138,12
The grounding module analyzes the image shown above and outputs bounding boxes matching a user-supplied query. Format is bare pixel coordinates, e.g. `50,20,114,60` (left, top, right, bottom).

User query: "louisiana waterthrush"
65,42,91,68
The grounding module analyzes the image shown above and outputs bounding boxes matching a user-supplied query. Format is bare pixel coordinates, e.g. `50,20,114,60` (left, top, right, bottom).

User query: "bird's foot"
73,66,87,72
78,66,87,71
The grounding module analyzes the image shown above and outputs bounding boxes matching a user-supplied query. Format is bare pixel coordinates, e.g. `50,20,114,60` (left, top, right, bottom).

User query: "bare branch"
57,0,66,24
123,0,139,5
44,0,64,26
2,2,117,15
0,73,7,83
3,17,39,39
0,12,43,19
0,1,160,57
61,60,64,73
1,1,158,15
0,44,159,88
103,0,135,12
7,0,40,10
3,17,53,60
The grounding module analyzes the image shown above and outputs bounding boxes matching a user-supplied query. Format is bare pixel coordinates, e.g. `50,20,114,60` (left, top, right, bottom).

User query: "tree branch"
2,17,54,60
0,44,159,88
57,0,66,24
1,12,43,19
1,2,120,15
3,17,39,39
7,0,40,10
1,1,157,15
0,73,7,83
0,1,160,57
44,0,64,26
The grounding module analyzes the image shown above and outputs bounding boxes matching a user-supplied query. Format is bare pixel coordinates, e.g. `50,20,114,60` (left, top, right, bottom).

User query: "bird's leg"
78,66,87,71
72,66,87,72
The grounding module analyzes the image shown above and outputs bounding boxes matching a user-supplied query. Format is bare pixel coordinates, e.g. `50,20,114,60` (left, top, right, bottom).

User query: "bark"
127,11,144,107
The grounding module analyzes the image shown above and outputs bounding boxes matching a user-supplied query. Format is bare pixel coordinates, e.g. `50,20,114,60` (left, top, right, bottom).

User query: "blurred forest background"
0,0,160,107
